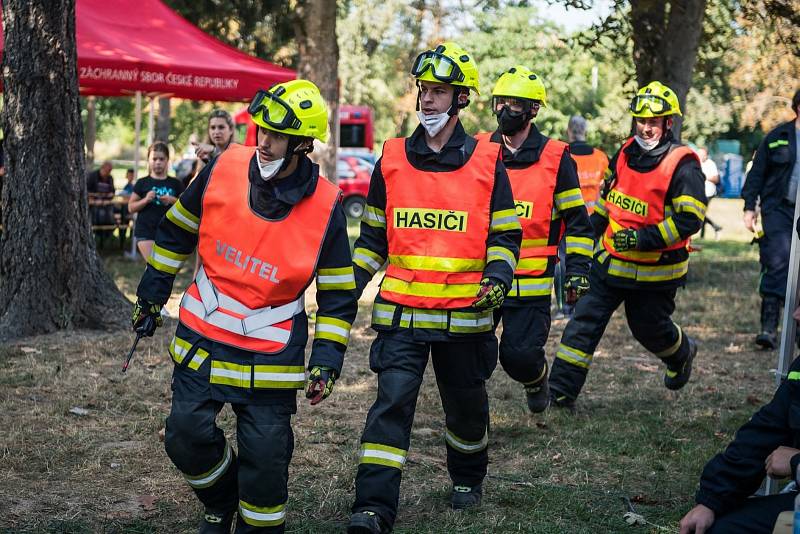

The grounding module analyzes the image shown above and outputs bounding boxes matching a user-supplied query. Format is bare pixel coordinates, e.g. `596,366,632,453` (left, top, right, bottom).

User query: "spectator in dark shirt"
87,160,114,197
128,142,184,261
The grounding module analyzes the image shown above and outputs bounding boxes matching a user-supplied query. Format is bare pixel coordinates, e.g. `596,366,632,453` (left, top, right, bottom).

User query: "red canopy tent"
0,0,296,101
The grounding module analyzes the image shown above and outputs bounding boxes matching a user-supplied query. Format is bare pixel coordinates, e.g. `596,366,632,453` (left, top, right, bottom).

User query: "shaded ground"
0,199,785,533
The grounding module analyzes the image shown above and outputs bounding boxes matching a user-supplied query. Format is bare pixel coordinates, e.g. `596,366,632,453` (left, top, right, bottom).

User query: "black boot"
199,509,235,534
755,297,781,350
347,511,387,534
664,337,697,391
450,484,482,510
525,378,550,414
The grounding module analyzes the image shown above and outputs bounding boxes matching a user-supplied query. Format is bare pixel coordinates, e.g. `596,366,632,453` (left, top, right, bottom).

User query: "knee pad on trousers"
164,411,223,473
499,341,546,385
629,318,681,357
438,383,489,443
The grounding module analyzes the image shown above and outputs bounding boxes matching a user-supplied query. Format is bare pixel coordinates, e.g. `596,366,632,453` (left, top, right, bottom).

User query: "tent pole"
126,90,143,260
764,173,800,494
147,96,155,147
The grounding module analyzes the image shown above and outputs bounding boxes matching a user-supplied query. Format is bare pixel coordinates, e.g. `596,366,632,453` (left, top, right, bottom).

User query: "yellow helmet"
248,79,329,143
411,41,480,94
491,66,547,107
629,81,682,118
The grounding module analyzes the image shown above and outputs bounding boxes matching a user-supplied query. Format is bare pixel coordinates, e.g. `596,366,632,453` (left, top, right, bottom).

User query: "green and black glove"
612,228,638,251
131,298,163,337
305,366,337,405
472,277,507,310
564,275,590,305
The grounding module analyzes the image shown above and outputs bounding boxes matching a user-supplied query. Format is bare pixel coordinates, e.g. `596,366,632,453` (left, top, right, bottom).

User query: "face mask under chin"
417,108,451,137
633,134,661,151
256,151,285,181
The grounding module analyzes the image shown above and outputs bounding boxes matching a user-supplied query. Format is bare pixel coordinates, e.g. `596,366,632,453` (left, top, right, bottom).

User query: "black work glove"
472,277,507,310
305,366,337,405
564,275,590,305
131,298,163,337
612,228,638,251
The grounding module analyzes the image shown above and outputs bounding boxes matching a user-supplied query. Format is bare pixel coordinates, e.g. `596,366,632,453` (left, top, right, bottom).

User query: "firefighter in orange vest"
474,67,594,413
131,80,357,533
554,115,611,316
346,42,522,533
548,81,706,411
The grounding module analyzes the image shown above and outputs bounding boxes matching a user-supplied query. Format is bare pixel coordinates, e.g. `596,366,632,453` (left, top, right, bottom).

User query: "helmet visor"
492,96,537,115
630,94,672,115
411,51,465,83
248,89,302,131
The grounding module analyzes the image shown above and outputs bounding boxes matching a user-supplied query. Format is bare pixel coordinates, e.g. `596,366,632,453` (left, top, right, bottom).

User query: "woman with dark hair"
128,141,184,262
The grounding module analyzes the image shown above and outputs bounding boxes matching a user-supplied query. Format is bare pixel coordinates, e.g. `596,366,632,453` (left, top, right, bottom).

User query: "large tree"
0,0,128,341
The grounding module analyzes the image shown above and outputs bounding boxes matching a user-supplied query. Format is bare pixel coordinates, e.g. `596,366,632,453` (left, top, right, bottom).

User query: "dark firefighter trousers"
759,202,794,300
494,298,551,386
709,491,796,534
164,363,296,533
549,272,692,401
352,329,498,529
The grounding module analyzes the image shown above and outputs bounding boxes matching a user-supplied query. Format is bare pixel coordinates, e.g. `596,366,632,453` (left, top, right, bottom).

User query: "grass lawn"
0,199,788,533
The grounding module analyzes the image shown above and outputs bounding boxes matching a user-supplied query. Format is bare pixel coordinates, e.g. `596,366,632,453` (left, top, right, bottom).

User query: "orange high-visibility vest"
379,136,498,309
602,138,698,263
571,148,608,213
476,133,566,277
179,144,340,353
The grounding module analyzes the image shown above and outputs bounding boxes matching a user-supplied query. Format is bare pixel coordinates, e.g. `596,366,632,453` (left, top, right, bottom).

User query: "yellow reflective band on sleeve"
556,343,593,369
353,247,385,275
412,309,448,329
787,371,800,381
657,218,681,246
607,258,689,282
210,361,251,388
253,365,306,389
511,277,553,297
371,303,397,326
517,257,549,272
238,500,286,528
490,209,521,233
594,197,608,218
183,442,233,489
445,428,488,454
449,311,493,333
655,324,682,358
565,236,594,257
317,266,356,290
769,139,789,149
166,199,200,234
363,205,387,228
147,244,189,275
672,195,707,220
359,442,407,469
486,246,517,272
314,316,352,346
388,254,485,272
554,188,585,211
168,336,209,371
381,277,477,299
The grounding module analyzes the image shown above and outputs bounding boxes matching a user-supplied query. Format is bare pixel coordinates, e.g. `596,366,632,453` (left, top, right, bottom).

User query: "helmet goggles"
630,94,673,116
248,88,302,132
411,51,466,84
492,96,539,116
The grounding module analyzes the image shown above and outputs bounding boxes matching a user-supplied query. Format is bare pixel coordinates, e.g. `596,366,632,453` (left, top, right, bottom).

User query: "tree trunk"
155,96,171,142
0,0,129,341
630,0,707,140
84,96,96,165
294,0,339,183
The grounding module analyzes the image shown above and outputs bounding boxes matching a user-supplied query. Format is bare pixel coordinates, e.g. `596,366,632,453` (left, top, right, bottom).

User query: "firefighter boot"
199,509,235,534
525,377,549,414
664,337,697,391
755,297,780,350
451,484,482,510
548,389,576,413
347,511,387,534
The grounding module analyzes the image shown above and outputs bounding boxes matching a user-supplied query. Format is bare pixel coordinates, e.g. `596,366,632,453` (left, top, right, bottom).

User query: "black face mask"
496,108,531,135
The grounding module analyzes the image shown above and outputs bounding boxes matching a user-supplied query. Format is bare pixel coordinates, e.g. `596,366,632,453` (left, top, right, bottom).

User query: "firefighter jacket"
695,356,800,515
476,127,593,304
136,147,357,388
591,135,707,290
742,120,798,212
352,122,522,341
569,141,610,214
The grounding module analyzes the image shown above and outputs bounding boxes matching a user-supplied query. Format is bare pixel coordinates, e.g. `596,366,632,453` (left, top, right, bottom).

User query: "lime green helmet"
492,66,547,107
411,41,480,94
629,81,682,118
248,79,329,142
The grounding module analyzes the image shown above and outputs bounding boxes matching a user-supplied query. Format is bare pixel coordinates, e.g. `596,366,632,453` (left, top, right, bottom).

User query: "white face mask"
633,134,661,152
256,151,284,181
417,109,451,138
